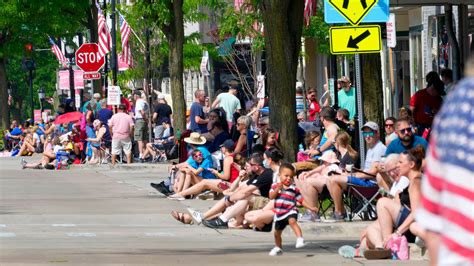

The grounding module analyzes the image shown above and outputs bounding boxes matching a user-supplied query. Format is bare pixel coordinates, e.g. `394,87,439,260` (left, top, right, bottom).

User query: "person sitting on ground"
261,127,281,151
206,120,231,154
17,129,37,156
244,148,284,231
233,115,253,155
184,153,273,229
171,133,214,193
385,118,428,156
168,139,240,201
360,146,425,259
268,163,318,256
54,134,74,168
326,121,386,221
296,131,321,162
20,136,58,169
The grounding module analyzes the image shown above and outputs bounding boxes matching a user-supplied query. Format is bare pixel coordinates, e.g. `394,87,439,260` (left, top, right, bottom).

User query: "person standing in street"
133,91,149,159
337,76,356,120
108,104,134,164
153,94,172,139
212,85,241,128
97,99,113,126
190,90,209,133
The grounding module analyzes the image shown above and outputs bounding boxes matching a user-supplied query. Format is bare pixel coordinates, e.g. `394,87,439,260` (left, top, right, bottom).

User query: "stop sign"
75,43,105,72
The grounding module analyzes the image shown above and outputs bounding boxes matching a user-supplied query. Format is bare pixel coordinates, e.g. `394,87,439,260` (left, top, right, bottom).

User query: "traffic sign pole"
354,54,365,167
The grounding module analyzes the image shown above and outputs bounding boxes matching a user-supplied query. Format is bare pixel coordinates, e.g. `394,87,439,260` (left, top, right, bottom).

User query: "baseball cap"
158,94,165,99
161,117,171,124
93,93,101,99
220,139,235,149
362,121,379,132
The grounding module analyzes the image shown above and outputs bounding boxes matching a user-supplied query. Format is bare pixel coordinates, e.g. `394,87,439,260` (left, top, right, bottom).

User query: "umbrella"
54,111,83,125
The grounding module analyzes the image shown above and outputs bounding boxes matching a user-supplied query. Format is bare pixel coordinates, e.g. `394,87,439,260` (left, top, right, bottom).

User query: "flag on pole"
118,15,132,70
49,37,67,67
304,0,317,27
97,8,111,59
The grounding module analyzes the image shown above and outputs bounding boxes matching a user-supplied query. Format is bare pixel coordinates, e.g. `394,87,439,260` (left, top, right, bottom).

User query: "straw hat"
319,151,340,164
184,132,207,145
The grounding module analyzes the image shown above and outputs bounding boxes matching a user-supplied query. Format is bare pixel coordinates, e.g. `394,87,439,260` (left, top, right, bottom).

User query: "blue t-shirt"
385,135,428,155
185,146,215,179
97,108,113,125
190,102,208,133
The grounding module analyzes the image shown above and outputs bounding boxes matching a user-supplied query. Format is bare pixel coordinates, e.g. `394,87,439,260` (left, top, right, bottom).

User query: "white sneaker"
295,237,306,248
269,246,283,256
187,208,202,224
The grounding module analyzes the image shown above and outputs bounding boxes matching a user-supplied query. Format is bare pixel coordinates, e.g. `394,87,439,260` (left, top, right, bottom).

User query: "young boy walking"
268,163,317,256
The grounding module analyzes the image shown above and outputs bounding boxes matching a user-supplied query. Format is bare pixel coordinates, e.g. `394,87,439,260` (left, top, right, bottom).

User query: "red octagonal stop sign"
75,43,105,72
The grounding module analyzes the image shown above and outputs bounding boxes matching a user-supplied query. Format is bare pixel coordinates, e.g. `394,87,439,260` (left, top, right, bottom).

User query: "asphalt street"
0,156,429,265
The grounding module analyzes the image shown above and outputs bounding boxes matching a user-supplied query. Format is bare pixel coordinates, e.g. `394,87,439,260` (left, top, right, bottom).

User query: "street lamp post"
65,45,76,108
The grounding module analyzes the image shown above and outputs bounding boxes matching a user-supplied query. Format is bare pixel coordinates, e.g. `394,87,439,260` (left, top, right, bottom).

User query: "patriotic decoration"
304,0,317,27
118,15,132,70
49,37,67,67
97,8,111,60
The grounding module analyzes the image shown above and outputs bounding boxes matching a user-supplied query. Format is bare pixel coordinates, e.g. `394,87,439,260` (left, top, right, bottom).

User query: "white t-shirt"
389,176,410,196
364,141,387,171
134,99,148,119
32,133,41,146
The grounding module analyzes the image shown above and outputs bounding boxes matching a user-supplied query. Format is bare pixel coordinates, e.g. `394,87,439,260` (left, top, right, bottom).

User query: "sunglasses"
398,127,412,134
385,123,394,127
193,153,203,158
362,131,375,138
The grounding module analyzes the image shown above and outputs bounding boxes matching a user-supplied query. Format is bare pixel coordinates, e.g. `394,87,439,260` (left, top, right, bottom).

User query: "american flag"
119,15,132,70
304,0,317,27
97,8,111,59
49,37,67,67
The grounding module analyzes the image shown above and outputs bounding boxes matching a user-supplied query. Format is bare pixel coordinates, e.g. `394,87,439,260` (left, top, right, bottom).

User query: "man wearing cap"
153,94,172,139
337,76,356,120
212,85,241,127
190,90,209,133
326,121,386,221
385,118,427,156
82,93,102,113
133,91,149,158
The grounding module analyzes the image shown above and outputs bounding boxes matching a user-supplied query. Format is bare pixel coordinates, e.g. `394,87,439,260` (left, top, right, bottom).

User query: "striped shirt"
271,183,303,221
417,77,474,265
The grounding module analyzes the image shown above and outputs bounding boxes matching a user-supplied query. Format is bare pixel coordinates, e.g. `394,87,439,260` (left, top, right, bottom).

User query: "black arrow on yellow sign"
347,30,371,49
343,0,368,9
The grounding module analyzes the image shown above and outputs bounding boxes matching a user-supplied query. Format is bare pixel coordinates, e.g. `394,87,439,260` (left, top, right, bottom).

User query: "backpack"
385,234,409,260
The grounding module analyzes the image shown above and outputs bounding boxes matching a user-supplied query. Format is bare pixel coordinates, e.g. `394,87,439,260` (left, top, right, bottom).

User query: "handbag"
385,234,409,260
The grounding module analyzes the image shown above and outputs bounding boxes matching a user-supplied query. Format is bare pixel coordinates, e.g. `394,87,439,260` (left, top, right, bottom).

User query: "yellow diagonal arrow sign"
329,25,382,54
328,0,378,25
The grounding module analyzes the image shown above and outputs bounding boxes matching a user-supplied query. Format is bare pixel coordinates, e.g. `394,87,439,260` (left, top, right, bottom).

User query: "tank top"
228,154,240,183
318,123,339,151
102,125,112,143
400,186,411,209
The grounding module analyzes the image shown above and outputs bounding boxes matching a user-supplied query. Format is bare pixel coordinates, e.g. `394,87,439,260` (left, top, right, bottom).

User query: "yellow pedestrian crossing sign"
328,0,378,25
329,25,382,54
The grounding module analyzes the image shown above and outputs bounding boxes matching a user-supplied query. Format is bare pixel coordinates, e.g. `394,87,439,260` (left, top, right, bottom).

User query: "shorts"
134,119,148,141
274,213,298,231
347,176,377,187
251,196,270,211
152,144,165,150
112,138,132,155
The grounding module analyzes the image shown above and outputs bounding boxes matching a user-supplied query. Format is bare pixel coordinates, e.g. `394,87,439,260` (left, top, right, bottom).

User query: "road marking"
0,232,16,238
52,224,77,227
66,232,96,237
144,232,175,237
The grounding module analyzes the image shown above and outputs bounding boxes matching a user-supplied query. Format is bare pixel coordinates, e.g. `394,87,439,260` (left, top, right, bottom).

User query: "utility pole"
110,0,118,85
145,18,153,143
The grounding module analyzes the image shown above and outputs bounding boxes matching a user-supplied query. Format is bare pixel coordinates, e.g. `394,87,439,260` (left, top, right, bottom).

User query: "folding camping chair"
346,185,380,221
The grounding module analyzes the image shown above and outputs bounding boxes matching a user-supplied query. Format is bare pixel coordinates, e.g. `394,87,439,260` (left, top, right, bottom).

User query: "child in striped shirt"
268,163,317,256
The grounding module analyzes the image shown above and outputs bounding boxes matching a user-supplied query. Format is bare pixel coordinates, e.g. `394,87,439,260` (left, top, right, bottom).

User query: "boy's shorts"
274,213,298,231
347,176,377,187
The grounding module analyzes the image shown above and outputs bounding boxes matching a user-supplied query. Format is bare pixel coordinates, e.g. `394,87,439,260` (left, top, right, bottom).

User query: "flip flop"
170,211,193,224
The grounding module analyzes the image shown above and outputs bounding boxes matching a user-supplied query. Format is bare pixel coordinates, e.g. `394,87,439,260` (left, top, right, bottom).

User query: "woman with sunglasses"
361,145,425,259
384,117,397,146
171,149,215,196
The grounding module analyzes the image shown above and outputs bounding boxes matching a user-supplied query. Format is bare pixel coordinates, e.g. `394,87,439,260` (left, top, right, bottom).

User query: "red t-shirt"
309,100,321,121
409,89,443,126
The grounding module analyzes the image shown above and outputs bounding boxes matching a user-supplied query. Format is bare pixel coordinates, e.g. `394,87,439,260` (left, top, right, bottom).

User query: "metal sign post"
355,54,365,167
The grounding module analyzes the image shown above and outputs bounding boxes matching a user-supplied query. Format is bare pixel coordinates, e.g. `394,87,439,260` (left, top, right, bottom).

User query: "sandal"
171,211,193,224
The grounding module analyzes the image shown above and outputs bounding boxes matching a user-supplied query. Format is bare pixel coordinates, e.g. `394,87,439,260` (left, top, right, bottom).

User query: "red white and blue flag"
49,37,67,67
97,8,111,59
118,15,132,70
304,0,317,27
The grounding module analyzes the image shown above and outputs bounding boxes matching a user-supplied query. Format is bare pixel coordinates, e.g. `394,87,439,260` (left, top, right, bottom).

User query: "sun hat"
184,132,207,145
93,93,101,99
59,134,69,143
319,151,340,164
